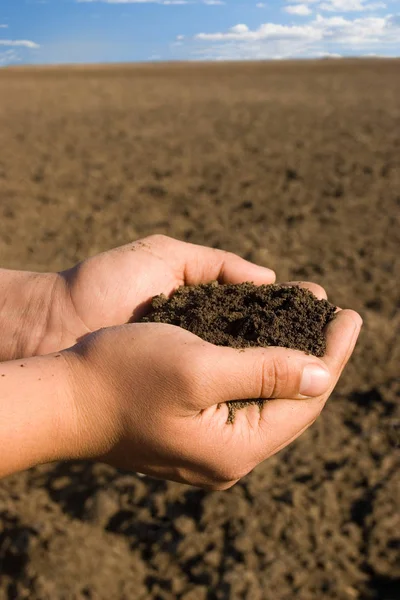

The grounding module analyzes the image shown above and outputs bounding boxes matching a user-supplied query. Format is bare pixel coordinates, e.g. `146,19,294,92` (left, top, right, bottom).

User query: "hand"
49,234,277,353
2,235,277,360
61,308,362,490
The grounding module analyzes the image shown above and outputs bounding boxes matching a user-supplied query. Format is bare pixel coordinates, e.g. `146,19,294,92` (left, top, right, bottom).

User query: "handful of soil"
142,282,336,422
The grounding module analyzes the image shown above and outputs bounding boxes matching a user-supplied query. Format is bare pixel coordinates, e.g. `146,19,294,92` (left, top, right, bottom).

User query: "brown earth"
142,282,336,423
142,283,336,356
0,60,399,600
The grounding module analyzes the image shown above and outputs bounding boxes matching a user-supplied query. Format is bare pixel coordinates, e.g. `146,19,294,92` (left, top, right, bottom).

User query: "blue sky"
1,0,399,66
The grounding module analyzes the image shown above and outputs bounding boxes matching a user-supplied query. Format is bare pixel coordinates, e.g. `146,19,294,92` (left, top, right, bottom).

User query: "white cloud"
192,13,400,59
0,39,40,48
283,0,385,8
285,4,313,14
256,2,267,7
319,0,386,11
196,22,321,41
313,50,342,56
203,1,225,4
0,49,22,66
0,24,9,29
230,24,250,33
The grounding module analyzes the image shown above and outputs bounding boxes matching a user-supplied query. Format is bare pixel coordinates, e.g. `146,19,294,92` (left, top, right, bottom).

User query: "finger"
194,310,361,410
243,309,362,460
145,235,276,285
320,309,363,377
281,281,328,300
246,397,320,462
195,344,332,410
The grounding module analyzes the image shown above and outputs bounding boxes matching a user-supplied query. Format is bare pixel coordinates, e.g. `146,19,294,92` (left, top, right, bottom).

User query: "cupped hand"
60,307,362,490
47,235,277,352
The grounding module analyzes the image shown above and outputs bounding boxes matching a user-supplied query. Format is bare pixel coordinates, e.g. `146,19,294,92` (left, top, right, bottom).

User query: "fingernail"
351,313,363,329
300,364,331,397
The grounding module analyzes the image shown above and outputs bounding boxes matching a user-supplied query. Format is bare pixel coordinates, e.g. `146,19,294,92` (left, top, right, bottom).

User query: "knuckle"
206,459,250,486
143,233,170,246
220,249,234,261
191,349,212,382
260,354,291,398
176,350,207,397
208,480,238,492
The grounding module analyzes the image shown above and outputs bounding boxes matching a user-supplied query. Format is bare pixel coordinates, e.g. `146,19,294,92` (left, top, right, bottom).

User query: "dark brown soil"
143,282,335,355
143,282,336,422
0,60,399,600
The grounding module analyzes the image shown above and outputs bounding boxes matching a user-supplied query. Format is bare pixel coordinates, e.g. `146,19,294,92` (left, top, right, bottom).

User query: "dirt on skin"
142,282,336,423
0,60,399,600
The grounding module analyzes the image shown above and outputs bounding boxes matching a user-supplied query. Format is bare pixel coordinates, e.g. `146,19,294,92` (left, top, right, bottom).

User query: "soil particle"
142,282,336,422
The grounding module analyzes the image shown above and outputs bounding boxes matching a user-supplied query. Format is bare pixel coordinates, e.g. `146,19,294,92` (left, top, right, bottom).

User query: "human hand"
7,234,330,360
2,235,276,360
60,307,362,490
49,235,277,353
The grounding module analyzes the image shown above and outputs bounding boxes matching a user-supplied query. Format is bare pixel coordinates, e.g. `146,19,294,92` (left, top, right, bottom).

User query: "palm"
196,306,358,481
67,243,181,333
63,235,277,339
97,310,360,487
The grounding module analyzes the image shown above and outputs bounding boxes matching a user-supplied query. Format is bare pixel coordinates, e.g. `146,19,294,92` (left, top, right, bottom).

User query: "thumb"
198,345,332,408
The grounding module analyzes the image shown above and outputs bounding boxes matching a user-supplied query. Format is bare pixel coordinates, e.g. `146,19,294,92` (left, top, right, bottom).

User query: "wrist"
0,352,78,477
0,269,59,361
60,340,124,463
0,269,88,361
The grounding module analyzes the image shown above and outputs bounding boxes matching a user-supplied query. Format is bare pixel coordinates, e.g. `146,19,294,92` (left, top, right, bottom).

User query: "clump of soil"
142,282,336,422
